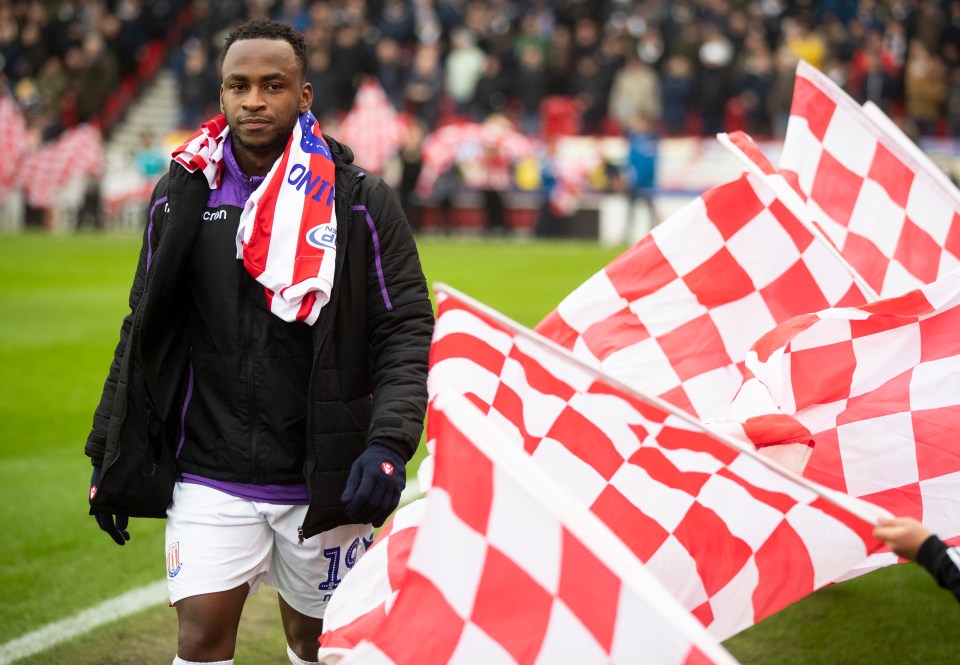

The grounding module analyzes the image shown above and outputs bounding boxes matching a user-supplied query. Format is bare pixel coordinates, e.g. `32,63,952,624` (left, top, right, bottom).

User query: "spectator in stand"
571,16,601,61
849,28,901,100
373,37,405,111
513,9,549,65
569,54,607,135
379,0,417,46
404,43,442,129
509,44,547,133
72,33,119,124
178,40,218,129
661,53,694,136
733,32,775,136
696,23,733,136
398,120,427,232
948,66,960,137
545,23,573,95
608,48,661,134
904,39,947,136
853,48,900,113
307,47,339,123
784,15,828,71
595,33,628,119
768,47,799,138
472,51,510,122
273,0,309,33
444,27,486,116
35,54,67,117
907,0,945,57
329,23,371,115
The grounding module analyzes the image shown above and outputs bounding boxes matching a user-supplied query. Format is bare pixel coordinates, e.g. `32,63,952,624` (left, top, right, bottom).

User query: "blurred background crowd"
0,0,959,235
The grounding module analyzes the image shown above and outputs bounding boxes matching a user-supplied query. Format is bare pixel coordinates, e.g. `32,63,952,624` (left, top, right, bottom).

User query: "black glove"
90,466,130,546
341,444,406,527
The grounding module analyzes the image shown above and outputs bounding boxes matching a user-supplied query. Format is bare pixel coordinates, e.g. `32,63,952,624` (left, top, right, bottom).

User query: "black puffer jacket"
85,136,434,539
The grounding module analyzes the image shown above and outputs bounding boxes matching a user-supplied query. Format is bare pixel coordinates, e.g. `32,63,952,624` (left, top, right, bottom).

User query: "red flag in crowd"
428,285,885,639
728,269,960,577
331,391,741,665
535,171,870,421
415,119,534,198
337,78,407,174
0,94,28,201
780,60,960,298
20,124,104,209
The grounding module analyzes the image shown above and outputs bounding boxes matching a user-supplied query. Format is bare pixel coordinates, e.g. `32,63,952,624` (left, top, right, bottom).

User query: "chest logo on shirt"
306,224,337,250
202,209,227,221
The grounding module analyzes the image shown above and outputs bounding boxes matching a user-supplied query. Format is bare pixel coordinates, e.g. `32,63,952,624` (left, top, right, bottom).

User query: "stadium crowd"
1,0,959,232
1,0,958,143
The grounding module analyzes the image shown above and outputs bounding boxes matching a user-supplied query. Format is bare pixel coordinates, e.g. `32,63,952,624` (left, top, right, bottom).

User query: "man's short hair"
221,19,308,82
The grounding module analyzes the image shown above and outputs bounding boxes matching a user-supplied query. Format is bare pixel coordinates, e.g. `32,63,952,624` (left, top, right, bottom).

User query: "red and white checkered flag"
333,391,740,665
20,124,104,209
536,171,870,421
428,286,885,639
319,499,425,658
415,120,534,198
729,269,960,577
780,60,960,298
338,78,407,174
0,94,28,200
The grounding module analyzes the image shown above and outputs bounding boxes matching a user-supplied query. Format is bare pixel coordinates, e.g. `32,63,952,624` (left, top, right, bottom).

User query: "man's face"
220,38,313,164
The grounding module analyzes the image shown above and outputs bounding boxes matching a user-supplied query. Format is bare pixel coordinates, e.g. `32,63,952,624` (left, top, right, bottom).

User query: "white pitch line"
0,580,168,665
0,482,425,664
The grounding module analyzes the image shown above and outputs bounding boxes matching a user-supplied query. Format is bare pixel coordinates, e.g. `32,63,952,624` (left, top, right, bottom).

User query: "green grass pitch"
0,232,956,664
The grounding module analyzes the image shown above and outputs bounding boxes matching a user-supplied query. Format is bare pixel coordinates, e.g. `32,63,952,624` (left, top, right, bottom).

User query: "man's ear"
300,81,314,114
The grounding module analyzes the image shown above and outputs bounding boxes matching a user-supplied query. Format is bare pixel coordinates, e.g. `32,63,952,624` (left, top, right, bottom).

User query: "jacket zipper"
298,170,364,545
243,174,260,482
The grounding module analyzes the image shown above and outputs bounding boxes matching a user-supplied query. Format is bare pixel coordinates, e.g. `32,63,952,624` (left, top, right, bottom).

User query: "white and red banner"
338,78,407,174
779,60,960,298
728,269,960,574
319,499,425,658
428,286,885,639
536,171,870,421
20,123,104,209
0,94,28,201
328,391,740,665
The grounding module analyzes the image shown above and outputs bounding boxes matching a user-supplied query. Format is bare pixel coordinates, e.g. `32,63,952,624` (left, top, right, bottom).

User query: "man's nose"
242,89,266,109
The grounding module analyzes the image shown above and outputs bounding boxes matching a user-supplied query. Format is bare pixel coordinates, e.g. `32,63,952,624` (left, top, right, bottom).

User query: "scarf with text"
172,111,337,325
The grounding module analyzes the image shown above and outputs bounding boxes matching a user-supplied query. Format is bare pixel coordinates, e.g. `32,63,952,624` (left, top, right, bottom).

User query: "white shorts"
165,482,374,618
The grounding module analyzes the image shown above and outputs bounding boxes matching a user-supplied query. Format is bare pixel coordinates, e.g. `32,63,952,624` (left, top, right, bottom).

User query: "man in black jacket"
85,20,433,665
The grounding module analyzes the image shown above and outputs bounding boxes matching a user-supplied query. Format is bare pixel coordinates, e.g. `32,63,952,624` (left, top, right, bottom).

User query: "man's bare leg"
175,584,248,662
278,592,324,663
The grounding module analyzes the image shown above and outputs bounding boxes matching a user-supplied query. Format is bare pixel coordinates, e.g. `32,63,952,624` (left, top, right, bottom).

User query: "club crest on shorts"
381,461,394,475
167,542,182,578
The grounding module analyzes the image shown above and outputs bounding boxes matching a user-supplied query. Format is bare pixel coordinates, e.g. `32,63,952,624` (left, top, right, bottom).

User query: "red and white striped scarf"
173,112,337,325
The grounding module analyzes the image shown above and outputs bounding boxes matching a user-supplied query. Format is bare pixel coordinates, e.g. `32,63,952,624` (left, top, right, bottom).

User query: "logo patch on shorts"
167,542,182,578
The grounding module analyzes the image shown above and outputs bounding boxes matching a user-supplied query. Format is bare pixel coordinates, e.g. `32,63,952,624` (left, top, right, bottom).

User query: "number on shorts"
318,539,360,591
